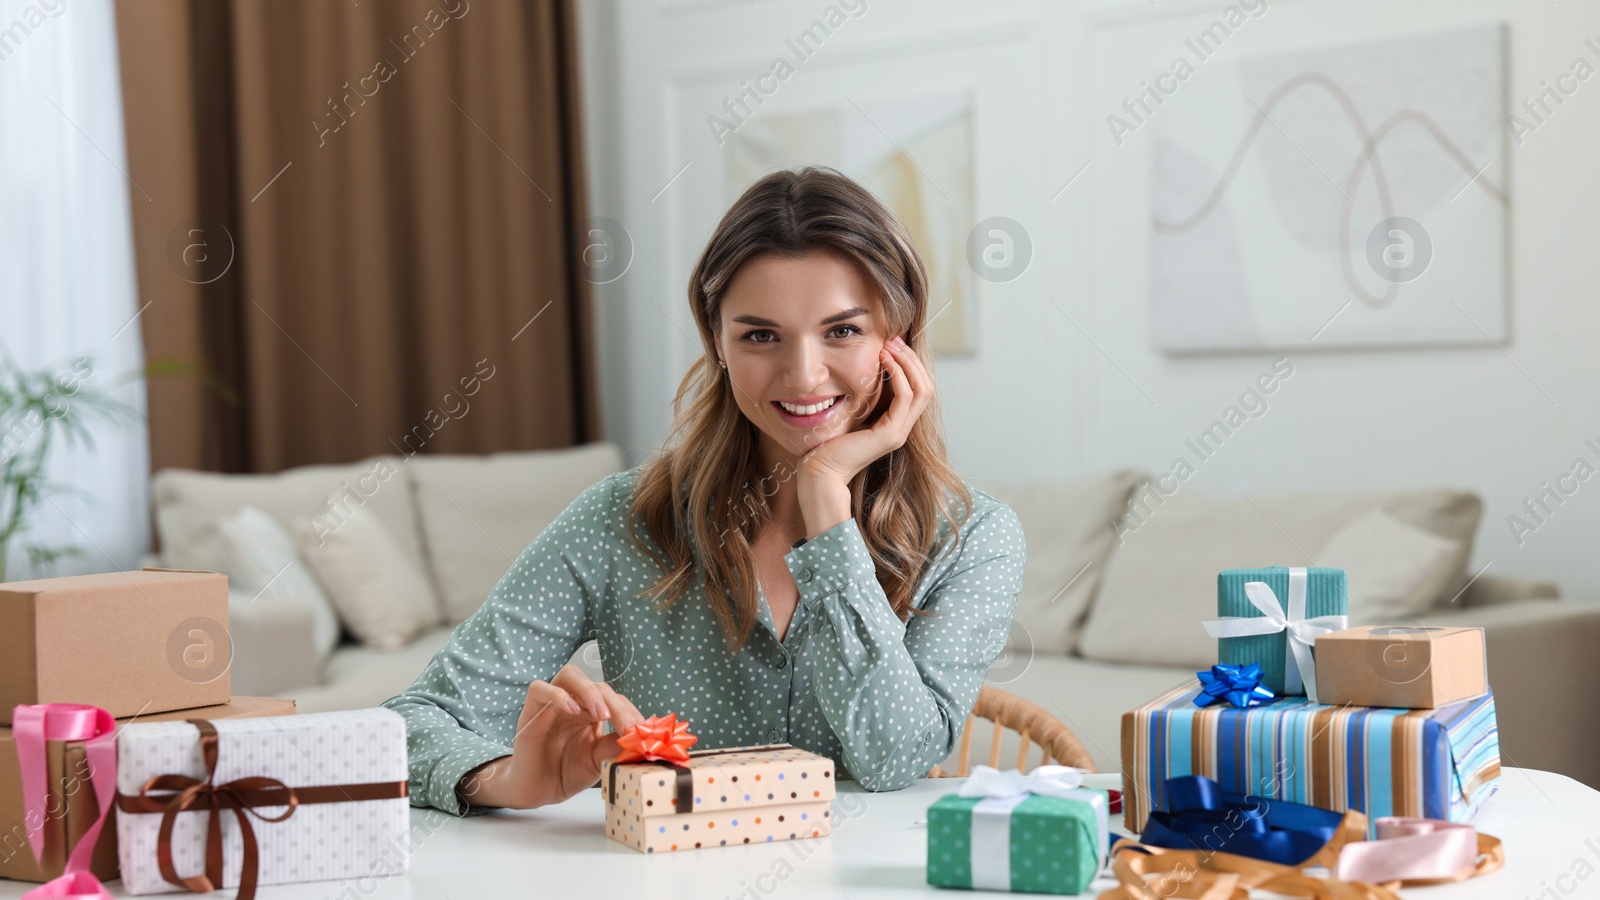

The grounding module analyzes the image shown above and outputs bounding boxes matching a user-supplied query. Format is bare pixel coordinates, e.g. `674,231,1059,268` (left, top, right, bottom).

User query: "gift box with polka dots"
602,744,835,853
925,787,1110,894
113,708,410,895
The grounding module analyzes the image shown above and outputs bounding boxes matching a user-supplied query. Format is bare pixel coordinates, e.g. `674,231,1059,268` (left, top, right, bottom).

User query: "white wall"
577,0,1600,601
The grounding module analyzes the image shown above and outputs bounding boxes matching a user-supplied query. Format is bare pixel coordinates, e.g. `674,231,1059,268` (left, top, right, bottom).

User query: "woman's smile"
773,393,845,426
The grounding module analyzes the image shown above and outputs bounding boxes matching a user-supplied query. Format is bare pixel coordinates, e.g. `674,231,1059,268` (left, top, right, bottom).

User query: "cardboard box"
1314,625,1488,709
0,697,296,884
601,744,835,853
0,568,230,724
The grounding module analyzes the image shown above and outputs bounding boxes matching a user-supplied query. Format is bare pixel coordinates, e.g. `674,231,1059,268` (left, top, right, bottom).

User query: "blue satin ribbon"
1139,775,1343,866
1195,662,1276,709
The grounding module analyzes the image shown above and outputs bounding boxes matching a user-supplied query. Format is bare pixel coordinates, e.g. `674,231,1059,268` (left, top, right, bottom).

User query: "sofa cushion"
217,505,343,661
289,625,458,714
225,584,327,698
1313,506,1465,623
409,442,625,623
152,455,426,596
969,470,1147,655
1075,485,1482,668
295,503,442,649
289,631,616,715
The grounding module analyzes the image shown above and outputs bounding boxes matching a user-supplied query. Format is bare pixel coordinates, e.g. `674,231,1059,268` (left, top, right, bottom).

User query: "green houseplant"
0,351,149,583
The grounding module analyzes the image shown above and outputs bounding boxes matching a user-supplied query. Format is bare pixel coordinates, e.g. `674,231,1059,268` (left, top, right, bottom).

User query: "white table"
2,768,1591,898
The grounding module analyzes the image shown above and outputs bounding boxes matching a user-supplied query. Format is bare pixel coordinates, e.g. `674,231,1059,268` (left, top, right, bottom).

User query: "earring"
718,359,727,370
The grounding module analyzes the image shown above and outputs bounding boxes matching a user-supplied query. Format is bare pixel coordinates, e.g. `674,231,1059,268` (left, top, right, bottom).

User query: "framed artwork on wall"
1146,23,1508,352
727,89,978,356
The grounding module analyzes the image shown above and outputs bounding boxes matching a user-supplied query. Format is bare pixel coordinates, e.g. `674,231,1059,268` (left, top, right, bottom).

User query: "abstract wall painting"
1148,24,1507,352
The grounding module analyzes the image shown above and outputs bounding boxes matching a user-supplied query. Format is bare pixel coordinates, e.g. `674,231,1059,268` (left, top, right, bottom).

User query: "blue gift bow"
1139,775,1343,866
1194,662,1277,709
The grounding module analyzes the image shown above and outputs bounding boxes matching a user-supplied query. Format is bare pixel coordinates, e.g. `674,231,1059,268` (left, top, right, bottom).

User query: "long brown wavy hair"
626,165,975,653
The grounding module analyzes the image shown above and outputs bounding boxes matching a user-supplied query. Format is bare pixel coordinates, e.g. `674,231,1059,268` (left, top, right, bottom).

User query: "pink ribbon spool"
11,704,117,900
1335,816,1480,884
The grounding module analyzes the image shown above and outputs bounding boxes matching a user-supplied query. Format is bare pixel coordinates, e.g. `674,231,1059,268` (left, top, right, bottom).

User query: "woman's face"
716,249,896,466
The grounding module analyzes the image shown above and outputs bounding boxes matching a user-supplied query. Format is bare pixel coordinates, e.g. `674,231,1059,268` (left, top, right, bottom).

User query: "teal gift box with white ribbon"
925,765,1108,895
1204,566,1348,700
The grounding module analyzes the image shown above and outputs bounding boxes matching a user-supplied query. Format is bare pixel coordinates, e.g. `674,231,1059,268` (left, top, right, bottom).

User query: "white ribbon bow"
958,765,1108,891
1202,567,1348,703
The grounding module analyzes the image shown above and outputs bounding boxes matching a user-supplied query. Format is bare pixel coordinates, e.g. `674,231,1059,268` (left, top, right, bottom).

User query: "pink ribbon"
1335,816,1480,884
11,704,116,900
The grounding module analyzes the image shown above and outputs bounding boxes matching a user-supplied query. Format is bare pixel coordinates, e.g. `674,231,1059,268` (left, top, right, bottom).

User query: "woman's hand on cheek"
799,334,933,487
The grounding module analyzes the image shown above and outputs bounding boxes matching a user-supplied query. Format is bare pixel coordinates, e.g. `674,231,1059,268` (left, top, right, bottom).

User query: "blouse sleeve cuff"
782,516,878,602
427,734,516,817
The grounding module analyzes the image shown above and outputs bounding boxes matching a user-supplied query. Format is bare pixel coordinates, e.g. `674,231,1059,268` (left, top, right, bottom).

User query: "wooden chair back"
927,685,1096,777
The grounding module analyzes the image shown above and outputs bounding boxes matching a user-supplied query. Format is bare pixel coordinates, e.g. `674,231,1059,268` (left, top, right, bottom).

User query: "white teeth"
779,396,838,416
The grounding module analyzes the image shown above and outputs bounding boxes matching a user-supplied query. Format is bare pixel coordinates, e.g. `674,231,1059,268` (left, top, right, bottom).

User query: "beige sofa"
147,441,628,710
146,440,1600,790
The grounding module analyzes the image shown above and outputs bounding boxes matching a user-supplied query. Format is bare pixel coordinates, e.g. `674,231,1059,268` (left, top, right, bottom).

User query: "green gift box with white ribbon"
926,766,1108,895
1204,566,1348,700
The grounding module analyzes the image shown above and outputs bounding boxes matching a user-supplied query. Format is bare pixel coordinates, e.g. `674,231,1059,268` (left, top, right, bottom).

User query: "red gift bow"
614,712,697,765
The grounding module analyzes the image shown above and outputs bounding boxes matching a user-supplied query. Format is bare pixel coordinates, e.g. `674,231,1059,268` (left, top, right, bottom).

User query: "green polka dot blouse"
381,465,1026,816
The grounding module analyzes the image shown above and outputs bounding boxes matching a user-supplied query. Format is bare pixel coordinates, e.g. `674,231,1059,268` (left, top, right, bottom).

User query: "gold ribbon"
1096,809,1503,900
114,719,408,900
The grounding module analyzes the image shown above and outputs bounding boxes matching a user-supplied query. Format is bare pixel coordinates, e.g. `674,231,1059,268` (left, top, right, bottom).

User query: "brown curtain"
114,0,599,475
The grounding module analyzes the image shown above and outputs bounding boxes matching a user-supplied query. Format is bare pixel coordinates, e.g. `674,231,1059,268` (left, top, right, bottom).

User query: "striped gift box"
1120,681,1500,835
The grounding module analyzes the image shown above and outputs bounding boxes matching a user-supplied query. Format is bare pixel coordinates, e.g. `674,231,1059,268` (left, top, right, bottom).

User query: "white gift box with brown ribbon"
113,707,410,898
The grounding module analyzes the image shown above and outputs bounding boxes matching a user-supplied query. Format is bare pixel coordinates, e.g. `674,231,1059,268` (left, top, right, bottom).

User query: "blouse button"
767,728,782,742
798,567,815,584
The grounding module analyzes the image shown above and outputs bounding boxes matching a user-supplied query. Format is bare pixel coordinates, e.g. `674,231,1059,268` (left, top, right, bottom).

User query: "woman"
382,166,1026,815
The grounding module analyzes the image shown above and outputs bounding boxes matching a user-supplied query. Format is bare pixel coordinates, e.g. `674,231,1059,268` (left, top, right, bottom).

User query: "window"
0,0,150,577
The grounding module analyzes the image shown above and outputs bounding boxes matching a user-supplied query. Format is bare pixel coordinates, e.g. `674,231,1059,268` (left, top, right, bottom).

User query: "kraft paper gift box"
601,744,836,853
1206,566,1348,698
1314,625,1489,709
0,568,231,724
925,766,1109,895
1120,681,1501,835
113,707,409,897
0,697,296,885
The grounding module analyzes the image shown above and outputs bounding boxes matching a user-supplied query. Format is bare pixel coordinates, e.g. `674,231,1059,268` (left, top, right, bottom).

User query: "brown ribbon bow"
115,719,408,900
